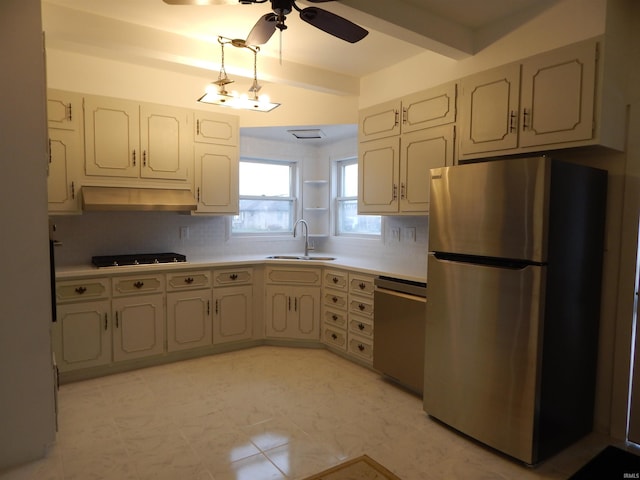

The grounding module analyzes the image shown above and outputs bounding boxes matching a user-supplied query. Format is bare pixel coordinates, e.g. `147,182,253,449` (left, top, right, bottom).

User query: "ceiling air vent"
287,129,325,140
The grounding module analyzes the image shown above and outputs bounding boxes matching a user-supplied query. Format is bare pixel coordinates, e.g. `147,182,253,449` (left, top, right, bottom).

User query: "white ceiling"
40,0,560,144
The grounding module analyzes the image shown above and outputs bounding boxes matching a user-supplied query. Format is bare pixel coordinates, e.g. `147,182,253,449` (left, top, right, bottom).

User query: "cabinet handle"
132,149,136,166
207,300,210,316
143,150,147,167
115,312,119,328
66,102,73,122
400,183,406,199
358,282,366,290
74,286,86,295
394,110,400,127
522,108,530,131
509,110,518,133
295,297,298,312
104,313,108,331
331,333,338,340
358,323,365,330
184,277,194,284
332,296,338,303
288,296,291,311
48,138,52,164
229,274,238,280
332,276,339,284
133,281,144,289
358,343,365,352
71,181,75,199
358,303,365,311
392,184,398,200
215,299,219,315
332,314,338,321
402,107,408,124
197,187,200,203
196,119,201,136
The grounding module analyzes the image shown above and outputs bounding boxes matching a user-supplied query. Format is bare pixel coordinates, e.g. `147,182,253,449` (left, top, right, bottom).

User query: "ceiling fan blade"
305,0,336,2
162,0,233,5
299,7,368,43
245,13,278,45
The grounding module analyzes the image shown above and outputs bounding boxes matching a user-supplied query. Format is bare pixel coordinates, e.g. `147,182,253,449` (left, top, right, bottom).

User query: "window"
232,159,296,234
336,158,381,236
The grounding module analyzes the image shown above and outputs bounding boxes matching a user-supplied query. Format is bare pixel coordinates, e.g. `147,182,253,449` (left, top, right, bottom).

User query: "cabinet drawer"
265,267,321,286
349,316,373,338
349,274,374,296
322,307,347,329
112,275,165,296
56,278,110,303
323,326,347,350
323,269,348,290
214,268,253,286
167,270,211,291
323,290,347,309
349,297,374,317
348,334,373,361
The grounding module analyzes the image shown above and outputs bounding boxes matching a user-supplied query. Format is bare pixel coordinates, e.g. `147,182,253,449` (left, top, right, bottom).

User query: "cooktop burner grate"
92,252,187,268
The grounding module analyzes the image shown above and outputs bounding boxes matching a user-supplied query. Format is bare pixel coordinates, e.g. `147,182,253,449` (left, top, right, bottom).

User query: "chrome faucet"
293,219,311,257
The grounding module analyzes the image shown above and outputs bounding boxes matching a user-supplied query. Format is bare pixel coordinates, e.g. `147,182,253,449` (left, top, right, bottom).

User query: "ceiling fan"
162,0,369,45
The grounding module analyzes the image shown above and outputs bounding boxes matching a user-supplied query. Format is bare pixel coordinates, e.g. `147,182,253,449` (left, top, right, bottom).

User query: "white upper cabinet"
193,143,239,214
83,95,191,182
458,37,623,160
194,111,238,146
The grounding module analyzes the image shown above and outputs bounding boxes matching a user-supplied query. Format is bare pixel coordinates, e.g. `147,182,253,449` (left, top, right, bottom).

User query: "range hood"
82,186,197,212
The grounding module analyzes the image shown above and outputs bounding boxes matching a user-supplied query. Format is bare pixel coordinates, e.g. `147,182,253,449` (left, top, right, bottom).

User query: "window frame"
334,156,382,238
231,157,298,237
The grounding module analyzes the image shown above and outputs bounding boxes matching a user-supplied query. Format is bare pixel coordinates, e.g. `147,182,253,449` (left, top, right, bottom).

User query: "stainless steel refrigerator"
423,156,607,465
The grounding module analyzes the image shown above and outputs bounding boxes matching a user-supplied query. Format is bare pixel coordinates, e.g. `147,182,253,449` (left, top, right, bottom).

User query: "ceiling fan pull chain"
279,28,283,65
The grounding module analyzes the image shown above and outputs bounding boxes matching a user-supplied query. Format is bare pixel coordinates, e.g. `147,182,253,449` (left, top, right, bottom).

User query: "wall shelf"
302,178,330,237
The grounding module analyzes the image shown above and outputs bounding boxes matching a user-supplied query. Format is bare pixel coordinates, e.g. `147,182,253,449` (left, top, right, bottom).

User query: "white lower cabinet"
112,293,164,362
213,285,253,344
54,299,111,372
166,290,212,352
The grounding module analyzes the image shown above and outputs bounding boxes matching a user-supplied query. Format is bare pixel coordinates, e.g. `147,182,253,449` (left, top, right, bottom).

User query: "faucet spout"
293,219,310,257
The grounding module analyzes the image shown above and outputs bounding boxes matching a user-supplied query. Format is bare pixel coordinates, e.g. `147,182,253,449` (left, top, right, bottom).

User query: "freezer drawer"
423,254,545,464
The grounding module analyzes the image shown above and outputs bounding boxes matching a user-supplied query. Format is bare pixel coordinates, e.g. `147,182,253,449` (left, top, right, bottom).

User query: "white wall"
0,0,57,470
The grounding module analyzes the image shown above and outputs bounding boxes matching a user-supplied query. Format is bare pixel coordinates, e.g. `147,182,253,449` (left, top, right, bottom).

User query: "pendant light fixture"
198,36,280,112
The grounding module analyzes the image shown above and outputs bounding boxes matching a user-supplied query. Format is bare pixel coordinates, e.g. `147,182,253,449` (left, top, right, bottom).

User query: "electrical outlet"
403,227,416,242
179,226,189,240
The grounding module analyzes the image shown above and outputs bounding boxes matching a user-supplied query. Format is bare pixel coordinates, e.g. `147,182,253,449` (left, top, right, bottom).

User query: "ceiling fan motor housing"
271,0,293,15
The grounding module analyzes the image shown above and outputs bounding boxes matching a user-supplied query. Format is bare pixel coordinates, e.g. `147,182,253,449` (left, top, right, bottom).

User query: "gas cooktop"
92,252,187,268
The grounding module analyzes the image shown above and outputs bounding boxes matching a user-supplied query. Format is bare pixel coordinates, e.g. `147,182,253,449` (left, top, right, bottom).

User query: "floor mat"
303,455,402,480
569,445,640,479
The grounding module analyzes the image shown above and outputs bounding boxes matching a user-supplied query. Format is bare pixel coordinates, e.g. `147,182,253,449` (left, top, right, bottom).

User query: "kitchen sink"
266,255,336,261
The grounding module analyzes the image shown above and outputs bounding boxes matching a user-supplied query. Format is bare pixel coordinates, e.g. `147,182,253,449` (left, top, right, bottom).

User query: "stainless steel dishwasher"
373,276,427,395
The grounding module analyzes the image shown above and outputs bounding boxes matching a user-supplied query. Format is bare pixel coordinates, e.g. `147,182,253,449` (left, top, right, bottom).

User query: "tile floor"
0,346,622,480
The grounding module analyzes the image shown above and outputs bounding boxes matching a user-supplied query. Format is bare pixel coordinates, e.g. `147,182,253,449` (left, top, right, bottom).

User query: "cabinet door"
400,125,455,213
112,294,164,362
48,128,81,213
402,83,457,134
519,40,596,148
167,290,212,352
47,90,81,131
294,287,320,340
84,96,140,177
358,99,401,142
213,285,253,344
459,63,520,156
358,136,400,214
140,104,190,181
265,286,292,338
194,143,239,214
54,300,111,371
194,111,238,146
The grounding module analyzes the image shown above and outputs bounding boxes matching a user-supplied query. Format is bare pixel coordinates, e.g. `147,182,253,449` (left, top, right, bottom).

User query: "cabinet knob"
358,303,365,311
332,296,338,303
332,314,338,321
332,276,339,284
358,282,366,290
229,274,238,280
331,333,338,340
75,286,86,295
133,281,144,289
358,344,365,352
358,323,365,330
184,277,194,284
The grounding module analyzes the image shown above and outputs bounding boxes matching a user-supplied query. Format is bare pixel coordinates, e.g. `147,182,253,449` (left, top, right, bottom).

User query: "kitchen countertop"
55,254,427,284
